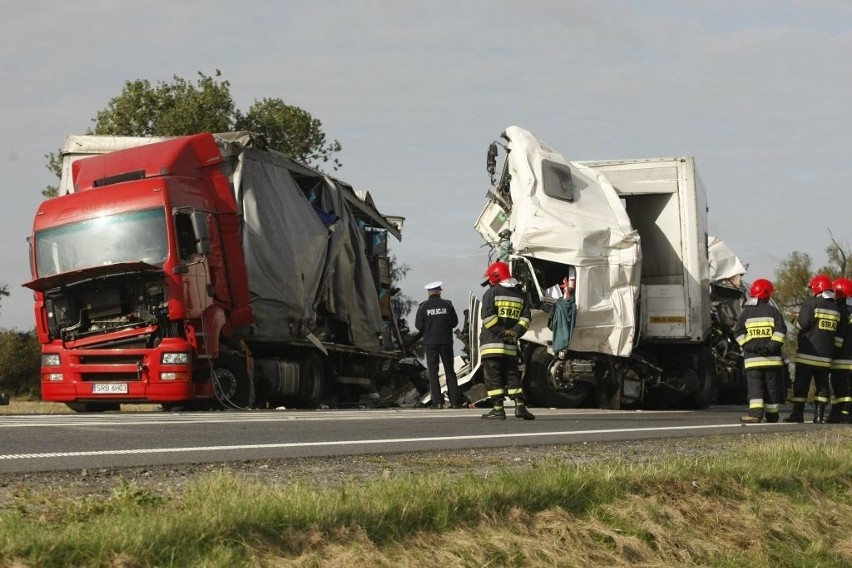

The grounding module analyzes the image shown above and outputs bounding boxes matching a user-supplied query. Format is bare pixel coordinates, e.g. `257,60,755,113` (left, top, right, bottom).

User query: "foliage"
43,70,342,197
92,71,235,137
0,329,41,396
389,254,416,320
234,98,342,169
773,232,852,314
773,251,814,313
0,282,9,318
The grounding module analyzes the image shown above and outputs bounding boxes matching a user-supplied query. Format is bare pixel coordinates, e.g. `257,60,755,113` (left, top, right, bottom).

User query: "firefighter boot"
740,412,763,424
514,401,536,420
813,402,827,424
783,403,805,423
482,399,506,420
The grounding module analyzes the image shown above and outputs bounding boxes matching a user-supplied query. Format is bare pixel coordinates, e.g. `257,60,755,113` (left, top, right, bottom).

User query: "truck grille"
77,354,144,382
81,372,140,382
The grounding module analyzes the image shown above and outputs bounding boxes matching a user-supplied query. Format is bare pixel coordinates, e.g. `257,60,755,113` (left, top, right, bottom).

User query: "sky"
2,0,852,332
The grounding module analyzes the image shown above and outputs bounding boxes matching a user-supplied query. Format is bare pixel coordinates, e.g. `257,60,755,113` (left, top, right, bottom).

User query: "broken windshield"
35,208,168,277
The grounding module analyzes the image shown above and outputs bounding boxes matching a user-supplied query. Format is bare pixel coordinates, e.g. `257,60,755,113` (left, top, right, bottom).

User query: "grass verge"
2,431,852,567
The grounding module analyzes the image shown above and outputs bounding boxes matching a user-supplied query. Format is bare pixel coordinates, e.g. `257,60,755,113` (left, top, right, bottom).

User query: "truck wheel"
297,352,327,409
213,353,252,409
65,402,121,413
686,348,718,409
524,346,594,408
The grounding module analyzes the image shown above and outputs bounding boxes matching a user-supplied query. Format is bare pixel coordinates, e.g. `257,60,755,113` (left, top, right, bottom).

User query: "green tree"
235,98,342,170
0,329,41,397
43,70,342,197
773,251,813,315
773,232,852,314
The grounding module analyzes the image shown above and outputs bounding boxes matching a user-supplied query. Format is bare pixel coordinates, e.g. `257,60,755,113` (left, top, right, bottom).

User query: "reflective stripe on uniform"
480,342,518,357
795,353,833,367
744,356,784,369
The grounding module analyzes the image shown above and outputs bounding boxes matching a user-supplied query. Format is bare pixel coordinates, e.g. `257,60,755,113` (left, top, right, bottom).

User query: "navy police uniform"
414,281,460,407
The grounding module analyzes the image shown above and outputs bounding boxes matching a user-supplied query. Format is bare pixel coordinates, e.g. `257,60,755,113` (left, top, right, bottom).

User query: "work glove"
503,328,518,342
766,341,782,356
753,344,769,356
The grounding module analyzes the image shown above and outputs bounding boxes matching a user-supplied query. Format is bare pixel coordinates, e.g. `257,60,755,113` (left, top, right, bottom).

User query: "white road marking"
0,422,784,461
0,408,660,428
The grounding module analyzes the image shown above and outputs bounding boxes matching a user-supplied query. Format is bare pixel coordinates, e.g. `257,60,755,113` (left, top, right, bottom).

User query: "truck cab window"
175,213,197,261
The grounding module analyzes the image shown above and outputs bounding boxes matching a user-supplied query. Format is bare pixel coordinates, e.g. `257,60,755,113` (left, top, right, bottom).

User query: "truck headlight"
42,354,61,366
161,352,190,365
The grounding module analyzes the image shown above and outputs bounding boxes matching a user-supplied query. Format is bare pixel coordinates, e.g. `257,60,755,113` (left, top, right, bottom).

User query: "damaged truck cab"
471,126,745,409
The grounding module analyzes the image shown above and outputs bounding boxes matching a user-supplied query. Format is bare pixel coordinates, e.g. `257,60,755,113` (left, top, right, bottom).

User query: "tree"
773,251,813,315
773,232,852,314
0,282,9,319
0,329,41,397
235,98,342,170
43,70,342,197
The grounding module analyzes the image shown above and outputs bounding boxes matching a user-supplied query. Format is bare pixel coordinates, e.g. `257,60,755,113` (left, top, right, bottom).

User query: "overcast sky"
2,1,851,331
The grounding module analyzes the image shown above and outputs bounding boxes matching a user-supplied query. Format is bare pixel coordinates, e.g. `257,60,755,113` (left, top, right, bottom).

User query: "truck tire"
297,351,327,409
65,402,121,413
686,347,718,409
212,353,252,409
524,346,594,408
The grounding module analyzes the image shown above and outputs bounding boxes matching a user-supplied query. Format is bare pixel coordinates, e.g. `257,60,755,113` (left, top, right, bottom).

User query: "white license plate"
92,383,128,394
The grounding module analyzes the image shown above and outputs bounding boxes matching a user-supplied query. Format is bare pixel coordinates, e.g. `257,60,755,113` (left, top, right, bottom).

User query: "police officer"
828,277,852,423
734,279,786,424
785,274,842,423
414,281,461,409
479,261,535,420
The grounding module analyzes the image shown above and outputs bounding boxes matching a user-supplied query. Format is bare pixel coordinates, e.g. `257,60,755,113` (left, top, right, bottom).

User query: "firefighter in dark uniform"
827,277,852,423
479,261,535,420
733,279,787,424
414,281,461,408
785,274,842,423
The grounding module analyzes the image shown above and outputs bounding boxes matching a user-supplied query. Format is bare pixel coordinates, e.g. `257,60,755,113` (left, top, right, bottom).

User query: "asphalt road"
0,405,817,474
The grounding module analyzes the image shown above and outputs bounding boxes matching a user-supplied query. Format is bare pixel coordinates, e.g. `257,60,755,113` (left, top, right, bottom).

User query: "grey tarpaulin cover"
222,135,397,352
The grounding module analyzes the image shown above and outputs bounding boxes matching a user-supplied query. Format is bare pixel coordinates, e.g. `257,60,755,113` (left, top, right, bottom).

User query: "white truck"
459,126,747,409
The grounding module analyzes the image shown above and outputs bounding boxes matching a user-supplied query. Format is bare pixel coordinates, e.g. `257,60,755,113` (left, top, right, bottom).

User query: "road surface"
0,405,815,474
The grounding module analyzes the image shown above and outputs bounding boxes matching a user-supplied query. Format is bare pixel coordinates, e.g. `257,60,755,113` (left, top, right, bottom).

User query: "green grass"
2,431,852,567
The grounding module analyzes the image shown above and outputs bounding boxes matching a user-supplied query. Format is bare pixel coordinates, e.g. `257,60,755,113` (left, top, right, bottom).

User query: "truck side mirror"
190,212,212,255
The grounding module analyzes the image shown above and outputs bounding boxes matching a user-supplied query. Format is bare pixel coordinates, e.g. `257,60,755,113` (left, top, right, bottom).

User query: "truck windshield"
35,208,168,277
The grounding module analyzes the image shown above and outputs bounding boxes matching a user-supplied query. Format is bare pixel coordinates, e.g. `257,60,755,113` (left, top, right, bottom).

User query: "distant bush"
0,328,41,396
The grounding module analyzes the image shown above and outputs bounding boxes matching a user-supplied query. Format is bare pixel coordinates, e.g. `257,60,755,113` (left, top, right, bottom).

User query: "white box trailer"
581,156,711,345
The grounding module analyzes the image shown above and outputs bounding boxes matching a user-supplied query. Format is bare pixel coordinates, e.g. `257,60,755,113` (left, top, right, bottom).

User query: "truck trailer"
461,126,748,409
25,132,416,411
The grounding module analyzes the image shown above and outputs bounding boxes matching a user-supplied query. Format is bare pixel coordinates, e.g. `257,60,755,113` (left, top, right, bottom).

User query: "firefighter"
785,274,842,423
827,277,852,423
733,279,787,423
479,261,535,420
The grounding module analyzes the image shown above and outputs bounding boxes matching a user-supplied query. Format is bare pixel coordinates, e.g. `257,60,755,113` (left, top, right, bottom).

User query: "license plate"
92,383,128,394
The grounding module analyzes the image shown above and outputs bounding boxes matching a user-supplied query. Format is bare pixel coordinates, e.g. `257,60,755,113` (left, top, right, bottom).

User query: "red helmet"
484,261,511,286
833,277,852,301
749,278,774,301
809,274,833,296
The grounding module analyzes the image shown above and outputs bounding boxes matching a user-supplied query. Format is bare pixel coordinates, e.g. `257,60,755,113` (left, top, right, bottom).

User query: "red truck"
25,132,414,411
